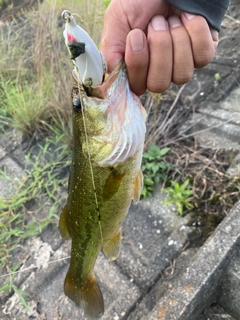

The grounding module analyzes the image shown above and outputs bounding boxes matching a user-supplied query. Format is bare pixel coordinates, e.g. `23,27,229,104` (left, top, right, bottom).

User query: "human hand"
101,0,219,95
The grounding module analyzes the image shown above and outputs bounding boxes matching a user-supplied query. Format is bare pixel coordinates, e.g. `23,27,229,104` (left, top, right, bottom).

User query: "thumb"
100,2,130,72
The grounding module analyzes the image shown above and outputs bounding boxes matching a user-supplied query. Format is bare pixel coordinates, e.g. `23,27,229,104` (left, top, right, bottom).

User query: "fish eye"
72,88,82,112
73,97,81,112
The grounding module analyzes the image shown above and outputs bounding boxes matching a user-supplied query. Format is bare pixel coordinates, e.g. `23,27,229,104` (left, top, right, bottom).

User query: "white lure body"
62,11,107,87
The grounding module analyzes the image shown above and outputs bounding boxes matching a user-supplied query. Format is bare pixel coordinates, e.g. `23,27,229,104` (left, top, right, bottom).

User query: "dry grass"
0,0,105,138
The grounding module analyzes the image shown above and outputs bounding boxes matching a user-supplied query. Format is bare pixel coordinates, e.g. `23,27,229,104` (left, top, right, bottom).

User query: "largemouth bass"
59,11,146,319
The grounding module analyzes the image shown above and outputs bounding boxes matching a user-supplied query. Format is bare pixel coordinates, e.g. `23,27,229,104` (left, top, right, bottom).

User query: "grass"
0,136,71,268
0,0,105,137
0,267,30,311
0,78,52,135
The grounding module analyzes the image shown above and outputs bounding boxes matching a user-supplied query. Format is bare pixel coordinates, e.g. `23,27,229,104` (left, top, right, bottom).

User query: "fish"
59,11,147,319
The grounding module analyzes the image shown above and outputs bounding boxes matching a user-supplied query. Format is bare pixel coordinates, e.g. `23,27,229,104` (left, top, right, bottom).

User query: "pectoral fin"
102,169,125,201
59,204,71,240
132,170,143,204
103,229,121,261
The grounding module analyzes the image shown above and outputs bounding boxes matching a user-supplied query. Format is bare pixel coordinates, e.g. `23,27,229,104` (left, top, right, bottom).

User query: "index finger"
101,2,129,72
100,0,169,72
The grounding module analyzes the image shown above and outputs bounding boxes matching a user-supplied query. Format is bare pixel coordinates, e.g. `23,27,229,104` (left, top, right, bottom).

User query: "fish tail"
64,270,104,319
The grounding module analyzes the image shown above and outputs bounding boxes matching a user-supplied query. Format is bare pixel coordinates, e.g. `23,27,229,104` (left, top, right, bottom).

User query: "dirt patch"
164,137,240,244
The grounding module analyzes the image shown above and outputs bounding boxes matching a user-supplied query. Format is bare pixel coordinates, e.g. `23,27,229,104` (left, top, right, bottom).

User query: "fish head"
72,62,147,167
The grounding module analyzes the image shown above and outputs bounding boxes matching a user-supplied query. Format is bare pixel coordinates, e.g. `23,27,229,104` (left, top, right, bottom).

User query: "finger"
168,15,194,84
100,2,129,72
210,28,219,50
125,29,149,95
100,0,169,73
147,15,172,93
181,13,215,68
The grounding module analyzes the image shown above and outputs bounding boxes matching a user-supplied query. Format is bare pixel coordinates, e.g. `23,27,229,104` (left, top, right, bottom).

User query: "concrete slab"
218,251,240,319
0,129,22,154
116,191,191,292
147,201,240,320
126,247,199,320
0,156,25,197
197,303,237,320
179,83,240,150
0,145,6,160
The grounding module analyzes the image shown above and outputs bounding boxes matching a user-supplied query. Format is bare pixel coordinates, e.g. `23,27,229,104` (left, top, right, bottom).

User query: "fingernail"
129,30,144,52
211,29,219,41
184,12,196,20
168,16,182,29
151,15,167,31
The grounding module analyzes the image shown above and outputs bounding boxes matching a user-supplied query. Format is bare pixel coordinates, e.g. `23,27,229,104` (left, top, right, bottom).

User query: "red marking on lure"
67,33,77,43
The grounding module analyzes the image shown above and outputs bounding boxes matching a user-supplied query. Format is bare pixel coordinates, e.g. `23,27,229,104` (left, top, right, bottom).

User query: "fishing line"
0,256,71,279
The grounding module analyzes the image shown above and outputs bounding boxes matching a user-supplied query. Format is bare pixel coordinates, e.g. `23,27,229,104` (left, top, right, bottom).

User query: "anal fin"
59,204,71,240
103,228,121,261
132,170,143,204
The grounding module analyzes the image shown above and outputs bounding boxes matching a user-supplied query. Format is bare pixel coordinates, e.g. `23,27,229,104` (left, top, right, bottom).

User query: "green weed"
214,72,221,81
163,179,194,215
141,144,171,198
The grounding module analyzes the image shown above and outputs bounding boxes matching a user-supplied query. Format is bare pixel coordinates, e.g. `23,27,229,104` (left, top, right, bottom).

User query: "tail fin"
64,271,104,319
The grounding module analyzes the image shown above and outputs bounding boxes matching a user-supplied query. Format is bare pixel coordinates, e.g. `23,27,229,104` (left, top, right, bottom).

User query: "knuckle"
148,31,172,50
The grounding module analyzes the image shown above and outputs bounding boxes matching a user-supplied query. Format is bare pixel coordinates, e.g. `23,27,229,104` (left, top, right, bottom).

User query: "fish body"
60,12,146,319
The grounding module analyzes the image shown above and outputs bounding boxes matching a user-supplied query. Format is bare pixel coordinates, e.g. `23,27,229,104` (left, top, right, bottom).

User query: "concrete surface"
218,251,240,319
147,202,240,320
